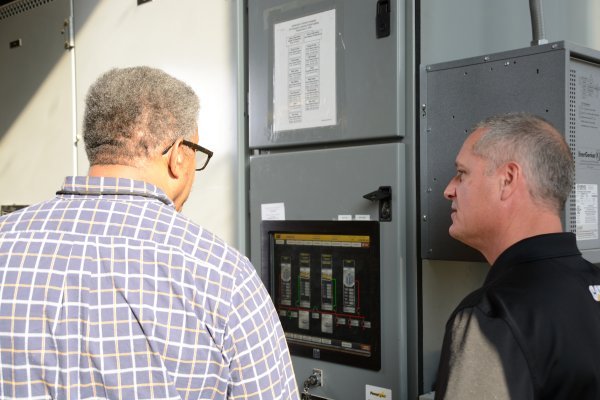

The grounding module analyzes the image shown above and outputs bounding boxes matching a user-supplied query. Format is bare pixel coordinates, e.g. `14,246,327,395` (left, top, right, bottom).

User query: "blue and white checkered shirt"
0,176,298,399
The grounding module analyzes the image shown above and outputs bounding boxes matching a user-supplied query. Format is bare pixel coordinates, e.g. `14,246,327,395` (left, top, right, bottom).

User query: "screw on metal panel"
483,56,490,62
426,65,431,71
422,215,428,221
552,43,558,49
504,61,510,66
428,248,433,254
427,187,432,193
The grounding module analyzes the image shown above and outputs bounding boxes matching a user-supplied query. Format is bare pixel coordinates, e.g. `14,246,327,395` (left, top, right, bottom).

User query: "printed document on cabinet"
273,9,336,132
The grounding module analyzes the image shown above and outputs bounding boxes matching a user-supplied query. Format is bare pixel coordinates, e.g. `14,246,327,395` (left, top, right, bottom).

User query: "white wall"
421,0,600,66
74,0,240,246
0,0,241,246
0,0,75,207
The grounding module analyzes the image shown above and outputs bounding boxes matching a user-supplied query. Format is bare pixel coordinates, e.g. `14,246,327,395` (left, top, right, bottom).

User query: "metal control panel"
420,41,600,263
248,0,407,398
249,143,406,399
248,0,401,149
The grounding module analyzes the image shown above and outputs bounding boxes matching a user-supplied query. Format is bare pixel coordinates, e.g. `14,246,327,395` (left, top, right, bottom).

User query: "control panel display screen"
261,221,380,370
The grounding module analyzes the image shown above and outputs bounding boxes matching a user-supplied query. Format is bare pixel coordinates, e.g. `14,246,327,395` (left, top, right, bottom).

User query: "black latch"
376,0,391,38
363,186,392,221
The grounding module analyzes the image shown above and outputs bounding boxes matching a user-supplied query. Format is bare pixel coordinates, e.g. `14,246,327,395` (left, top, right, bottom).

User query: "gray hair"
472,112,574,212
83,66,200,166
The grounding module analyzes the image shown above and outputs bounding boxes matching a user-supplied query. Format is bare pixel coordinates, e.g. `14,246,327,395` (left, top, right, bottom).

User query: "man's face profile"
444,129,501,250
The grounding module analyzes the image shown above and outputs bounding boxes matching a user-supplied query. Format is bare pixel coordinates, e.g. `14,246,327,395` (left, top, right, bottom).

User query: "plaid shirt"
0,176,298,400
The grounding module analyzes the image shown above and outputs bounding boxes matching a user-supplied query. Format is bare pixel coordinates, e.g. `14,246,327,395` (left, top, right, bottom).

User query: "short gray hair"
83,66,200,166
472,113,574,212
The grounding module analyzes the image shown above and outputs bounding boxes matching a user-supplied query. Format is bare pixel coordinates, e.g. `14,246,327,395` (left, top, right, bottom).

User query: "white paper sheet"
273,9,336,132
576,183,598,240
261,202,286,221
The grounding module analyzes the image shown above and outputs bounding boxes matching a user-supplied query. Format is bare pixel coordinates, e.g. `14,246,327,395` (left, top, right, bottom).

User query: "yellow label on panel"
274,233,370,244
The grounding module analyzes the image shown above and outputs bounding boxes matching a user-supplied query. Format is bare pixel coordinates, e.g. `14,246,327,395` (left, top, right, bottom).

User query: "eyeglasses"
161,139,214,171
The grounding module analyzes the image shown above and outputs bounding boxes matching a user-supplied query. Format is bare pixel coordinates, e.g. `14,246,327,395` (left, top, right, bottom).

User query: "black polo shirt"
435,233,600,400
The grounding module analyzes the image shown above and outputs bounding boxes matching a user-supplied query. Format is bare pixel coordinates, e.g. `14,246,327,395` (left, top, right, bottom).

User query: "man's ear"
166,138,186,179
499,161,521,200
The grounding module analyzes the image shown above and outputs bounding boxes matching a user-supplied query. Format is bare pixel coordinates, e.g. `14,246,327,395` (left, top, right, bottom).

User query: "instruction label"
273,9,336,132
576,183,598,241
261,202,286,220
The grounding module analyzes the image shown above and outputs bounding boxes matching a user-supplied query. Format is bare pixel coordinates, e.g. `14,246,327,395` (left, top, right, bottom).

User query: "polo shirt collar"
486,233,581,285
58,176,175,208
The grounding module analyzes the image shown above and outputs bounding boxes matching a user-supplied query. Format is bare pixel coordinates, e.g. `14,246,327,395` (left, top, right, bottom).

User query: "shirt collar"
486,232,581,285
57,176,175,208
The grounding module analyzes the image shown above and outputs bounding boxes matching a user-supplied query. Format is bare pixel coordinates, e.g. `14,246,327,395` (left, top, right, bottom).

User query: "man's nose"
443,179,456,200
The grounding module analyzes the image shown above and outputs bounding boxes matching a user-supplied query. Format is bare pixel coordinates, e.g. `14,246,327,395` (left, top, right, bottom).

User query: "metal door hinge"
61,17,74,50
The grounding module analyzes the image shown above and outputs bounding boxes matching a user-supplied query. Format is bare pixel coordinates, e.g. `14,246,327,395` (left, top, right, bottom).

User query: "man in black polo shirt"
435,113,600,399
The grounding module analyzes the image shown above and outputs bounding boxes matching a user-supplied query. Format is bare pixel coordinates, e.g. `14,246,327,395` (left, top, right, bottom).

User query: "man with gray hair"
435,113,600,399
0,66,299,399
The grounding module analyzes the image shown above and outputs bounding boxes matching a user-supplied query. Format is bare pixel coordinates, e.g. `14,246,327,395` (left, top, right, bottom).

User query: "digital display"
262,221,380,370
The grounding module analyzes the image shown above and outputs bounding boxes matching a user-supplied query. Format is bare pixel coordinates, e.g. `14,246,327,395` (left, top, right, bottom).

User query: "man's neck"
87,163,180,209
88,164,148,181
483,210,563,265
